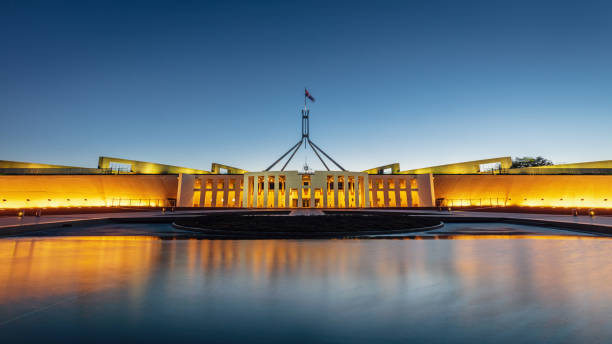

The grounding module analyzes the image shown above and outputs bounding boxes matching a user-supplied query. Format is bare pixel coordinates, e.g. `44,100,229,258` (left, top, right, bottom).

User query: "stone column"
310,177,315,208
222,176,229,207
371,177,378,207
343,174,349,208
364,174,370,208
253,175,259,208
211,178,218,207
262,173,269,208
384,179,390,207
199,177,207,206
416,174,435,207
273,174,279,208
407,178,413,207
354,176,360,208
395,177,401,207
323,176,328,208
236,177,242,208
242,175,249,208
177,173,195,207
333,175,339,208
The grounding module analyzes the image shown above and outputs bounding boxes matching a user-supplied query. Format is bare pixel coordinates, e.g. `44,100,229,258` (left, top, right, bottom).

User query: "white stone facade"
177,171,435,208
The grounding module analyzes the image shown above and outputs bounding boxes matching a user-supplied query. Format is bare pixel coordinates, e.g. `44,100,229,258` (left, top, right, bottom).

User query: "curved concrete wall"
434,175,612,208
2,173,611,209
0,175,178,208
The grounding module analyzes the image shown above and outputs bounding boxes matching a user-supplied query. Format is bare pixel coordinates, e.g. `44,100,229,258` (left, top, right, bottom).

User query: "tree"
511,156,554,168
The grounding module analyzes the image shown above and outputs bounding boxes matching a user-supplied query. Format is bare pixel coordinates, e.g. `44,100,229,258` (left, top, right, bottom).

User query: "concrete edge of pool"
1,209,612,238
170,220,445,239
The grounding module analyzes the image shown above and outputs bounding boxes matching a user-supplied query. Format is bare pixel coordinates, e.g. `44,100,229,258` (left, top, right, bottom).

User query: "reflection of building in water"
0,237,161,304
3,237,612,311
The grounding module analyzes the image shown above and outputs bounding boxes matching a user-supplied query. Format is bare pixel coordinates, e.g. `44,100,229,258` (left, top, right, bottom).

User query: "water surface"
1,231,612,343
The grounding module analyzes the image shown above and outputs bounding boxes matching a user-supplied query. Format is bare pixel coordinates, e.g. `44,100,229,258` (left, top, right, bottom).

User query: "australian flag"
305,88,315,102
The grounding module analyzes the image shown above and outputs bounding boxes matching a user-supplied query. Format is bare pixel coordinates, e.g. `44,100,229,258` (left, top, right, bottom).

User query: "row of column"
242,173,286,208
242,173,371,208
179,173,434,208
369,177,414,207
177,174,243,207
321,174,367,208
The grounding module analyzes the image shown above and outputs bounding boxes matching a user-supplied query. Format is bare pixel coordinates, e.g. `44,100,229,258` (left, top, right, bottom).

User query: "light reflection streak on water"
1,235,612,342
0,236,161,304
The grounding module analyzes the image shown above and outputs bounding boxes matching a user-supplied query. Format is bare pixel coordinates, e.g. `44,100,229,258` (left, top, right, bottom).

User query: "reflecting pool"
2,234,612,343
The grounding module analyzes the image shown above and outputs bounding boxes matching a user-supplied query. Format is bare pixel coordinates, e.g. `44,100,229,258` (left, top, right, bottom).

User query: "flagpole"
303,88,308,149
266,88,344,172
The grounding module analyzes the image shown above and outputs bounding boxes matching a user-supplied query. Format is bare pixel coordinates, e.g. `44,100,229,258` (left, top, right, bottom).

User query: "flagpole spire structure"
264,89,346,172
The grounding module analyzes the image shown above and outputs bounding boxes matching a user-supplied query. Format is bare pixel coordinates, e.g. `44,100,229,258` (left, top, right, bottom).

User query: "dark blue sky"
1,0,611,171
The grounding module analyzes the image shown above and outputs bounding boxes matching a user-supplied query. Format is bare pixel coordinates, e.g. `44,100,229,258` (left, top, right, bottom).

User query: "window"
109,162,131,172
479,162,501,173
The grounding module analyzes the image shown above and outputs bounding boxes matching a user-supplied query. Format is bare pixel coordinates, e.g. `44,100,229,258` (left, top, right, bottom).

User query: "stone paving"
289,209,325,216
0,209,234,230
1,208,612,235
377,209,612,228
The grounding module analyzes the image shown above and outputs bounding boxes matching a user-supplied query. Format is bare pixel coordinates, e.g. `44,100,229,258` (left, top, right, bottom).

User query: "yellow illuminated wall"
435,175,612,208
401,157,512,174
531,160,612,169
0,160,80,169
509,160,612,174
98,156,210,174
0,175,178,208
4,171,612,209
210,163,248,174
363,163,400,175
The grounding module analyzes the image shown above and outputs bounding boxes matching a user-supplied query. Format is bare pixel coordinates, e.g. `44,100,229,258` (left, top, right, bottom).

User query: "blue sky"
1,0,611,171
